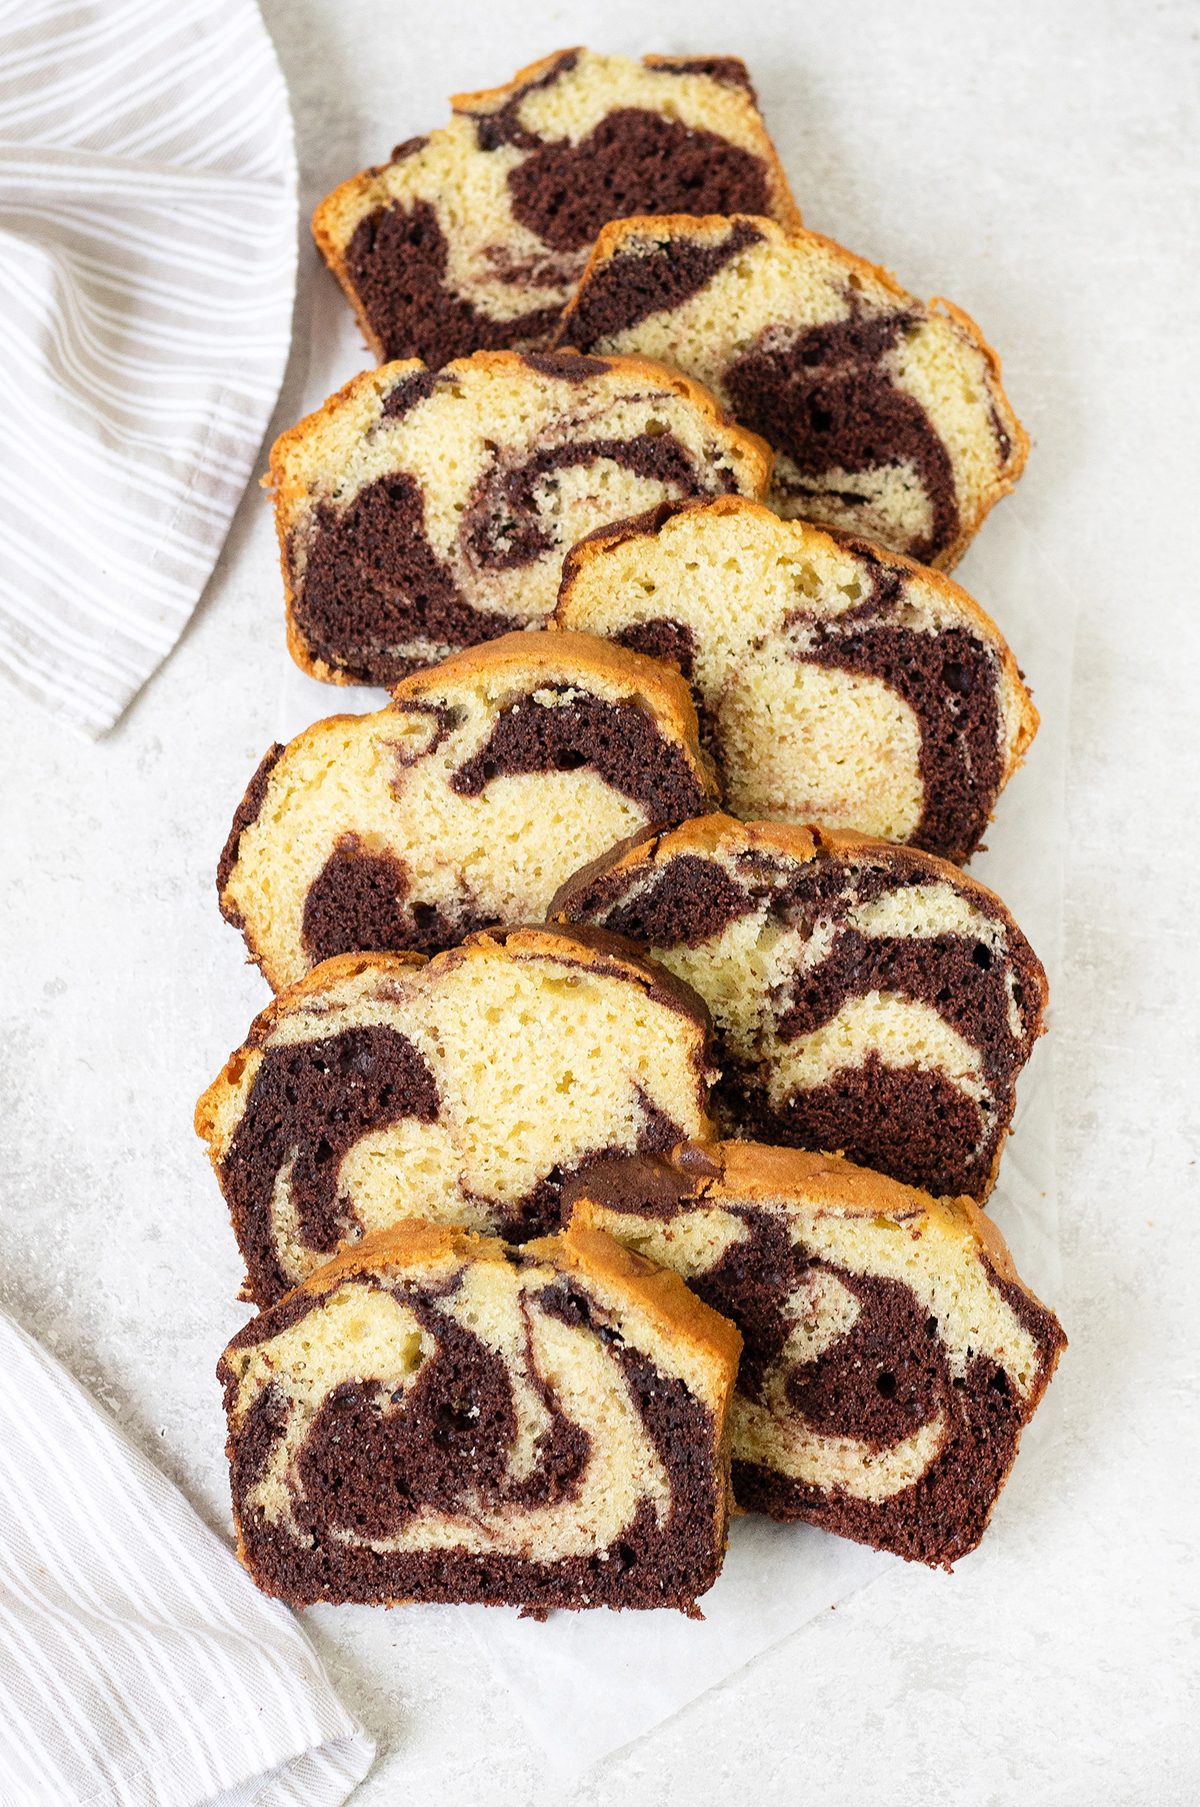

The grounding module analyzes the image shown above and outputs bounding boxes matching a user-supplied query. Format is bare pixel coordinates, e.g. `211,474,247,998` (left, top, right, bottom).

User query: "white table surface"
3,1,1198,1800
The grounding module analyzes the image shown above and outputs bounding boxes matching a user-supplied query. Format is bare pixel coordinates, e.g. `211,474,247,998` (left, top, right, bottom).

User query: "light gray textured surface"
2,1,1198,1801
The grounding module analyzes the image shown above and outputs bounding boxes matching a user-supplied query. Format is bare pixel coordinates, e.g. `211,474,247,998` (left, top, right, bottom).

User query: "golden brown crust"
447,48,587,114
391,626,711,772
310,196,388,362
300,1219,506,1295
570,1138,1059,1340
226,1214,741,1400
540,1221,744,1378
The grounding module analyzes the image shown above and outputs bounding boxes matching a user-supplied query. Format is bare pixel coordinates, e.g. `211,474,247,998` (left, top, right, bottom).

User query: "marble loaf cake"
564,1143,1065,1567
312,48,801,368
194,928,717,1305
217,632,717,991
218,1220,743,1612
554,497,1037,862
551,816,1047,1201
554,214,1028,568
269,350,772,686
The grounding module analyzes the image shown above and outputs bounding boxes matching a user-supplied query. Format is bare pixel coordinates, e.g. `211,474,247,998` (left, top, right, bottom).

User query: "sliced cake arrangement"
195,44,1063,1618
311,50,801,367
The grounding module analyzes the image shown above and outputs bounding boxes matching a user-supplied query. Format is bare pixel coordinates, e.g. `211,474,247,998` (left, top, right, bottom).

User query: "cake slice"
564,1142,1065,1568
269,349,772,686
312,49,800,368
195,927,717,1306
217,632,718,992
550,816,1047,1201
554,496,1036,861
218,1219,742,1612
554,214,1027,569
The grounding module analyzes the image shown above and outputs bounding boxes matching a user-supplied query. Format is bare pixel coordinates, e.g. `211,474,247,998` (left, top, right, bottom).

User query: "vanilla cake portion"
551,817,1047,1201
195,928,717,1305
269,350,772,687
554,496,1036,861
312,49,800,368
219,1220,742,1612
554,215,1027,569
564,1143,1064,1567
217,633,717,991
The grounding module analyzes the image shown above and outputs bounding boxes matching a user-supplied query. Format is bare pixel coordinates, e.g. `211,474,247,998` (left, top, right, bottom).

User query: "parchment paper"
280,285,1076,1779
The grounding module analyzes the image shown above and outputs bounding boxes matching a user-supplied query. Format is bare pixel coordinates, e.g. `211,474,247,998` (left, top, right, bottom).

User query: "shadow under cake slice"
550,815,1047,1201
269,349,772,686
312,49,801,367
564,1142,1064,1568
217,631,718,992
195,927,718,1306
554,213,1027,569
554,495,1037,862
219,1219,742,1612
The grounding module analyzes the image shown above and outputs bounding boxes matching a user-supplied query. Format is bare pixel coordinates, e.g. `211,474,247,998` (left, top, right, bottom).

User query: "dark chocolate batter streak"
725,308,960,565
449,689,710,823
294,472,510,685
560,219,767,346
345,199,563,367
790,551,1003,861
503,110,771,253
300,834,500,966
223,1026,439,1305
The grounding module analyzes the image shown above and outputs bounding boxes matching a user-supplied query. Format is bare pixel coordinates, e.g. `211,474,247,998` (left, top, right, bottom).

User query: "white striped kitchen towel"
0,1311,374,1807
0,0,298,739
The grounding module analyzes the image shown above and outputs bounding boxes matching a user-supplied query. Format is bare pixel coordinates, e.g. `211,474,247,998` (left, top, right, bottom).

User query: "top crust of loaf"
391,627,708,755
550,813,1047,994
268,350,774,521
565,1139,1061,1367
274,1216,743,1384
